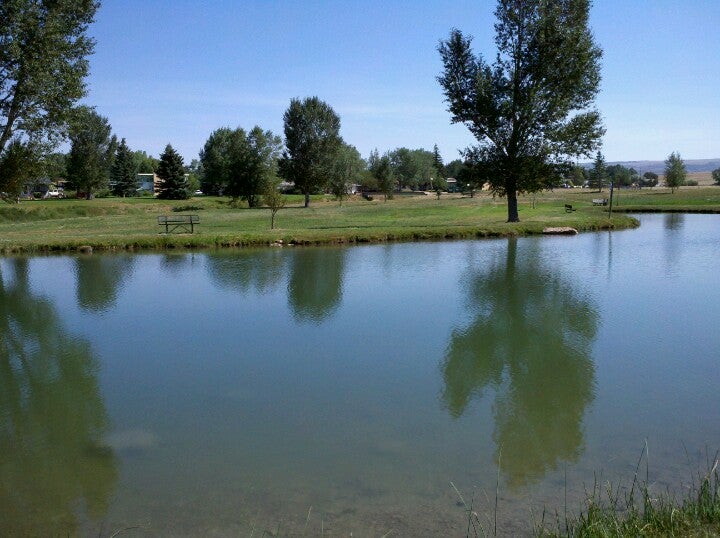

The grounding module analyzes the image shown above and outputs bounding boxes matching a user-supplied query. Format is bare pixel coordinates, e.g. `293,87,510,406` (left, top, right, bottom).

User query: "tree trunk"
304,192,310,207
507,189,519,222
271,211,275,229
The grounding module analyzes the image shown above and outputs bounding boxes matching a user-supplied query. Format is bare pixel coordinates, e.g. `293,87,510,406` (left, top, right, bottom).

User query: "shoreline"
0,217,639,255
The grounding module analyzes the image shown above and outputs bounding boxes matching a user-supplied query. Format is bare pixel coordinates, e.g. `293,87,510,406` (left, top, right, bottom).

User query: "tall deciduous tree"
329,142,364,205
278,97,342,207
0,140,39,201
664,152,686,194
156,144,188,200
371,154,395,201
438,0,604,222
66,107,115,199
0,1,98,155
199,127,233,195
111,138,137,197
226,126,283,207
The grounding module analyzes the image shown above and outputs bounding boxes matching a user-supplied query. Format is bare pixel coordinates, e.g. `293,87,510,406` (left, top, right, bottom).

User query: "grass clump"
537,449,720,538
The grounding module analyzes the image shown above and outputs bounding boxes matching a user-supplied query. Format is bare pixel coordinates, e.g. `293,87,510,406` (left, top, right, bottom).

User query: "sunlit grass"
3,186,716,253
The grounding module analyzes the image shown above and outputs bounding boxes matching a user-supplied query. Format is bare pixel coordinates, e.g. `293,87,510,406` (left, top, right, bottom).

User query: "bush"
684,179,698,186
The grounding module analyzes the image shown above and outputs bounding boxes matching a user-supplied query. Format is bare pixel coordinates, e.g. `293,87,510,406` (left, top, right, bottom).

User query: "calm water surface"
1,214,719,536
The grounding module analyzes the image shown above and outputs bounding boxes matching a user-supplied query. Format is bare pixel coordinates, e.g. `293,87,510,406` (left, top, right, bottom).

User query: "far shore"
2,186,718,255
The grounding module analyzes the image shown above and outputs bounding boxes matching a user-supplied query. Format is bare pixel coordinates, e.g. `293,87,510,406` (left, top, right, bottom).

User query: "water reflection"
443,239,598,486
205,249,287,294
0,259,117,535
288,247,346,323
75,254,136,312
664,212,685,231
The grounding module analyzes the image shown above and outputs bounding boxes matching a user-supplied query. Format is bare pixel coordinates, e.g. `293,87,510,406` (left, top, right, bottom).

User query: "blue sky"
85,0,720,164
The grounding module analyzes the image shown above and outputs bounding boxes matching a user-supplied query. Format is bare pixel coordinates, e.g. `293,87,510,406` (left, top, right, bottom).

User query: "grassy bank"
537,454,720,537
2,186,717,254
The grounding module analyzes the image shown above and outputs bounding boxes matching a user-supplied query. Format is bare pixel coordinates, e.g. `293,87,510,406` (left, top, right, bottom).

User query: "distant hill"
580,158,720,174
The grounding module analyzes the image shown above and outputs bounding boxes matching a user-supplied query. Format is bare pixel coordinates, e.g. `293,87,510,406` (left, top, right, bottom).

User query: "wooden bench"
565,204,576,212
158,215,199,234
592,198,608,206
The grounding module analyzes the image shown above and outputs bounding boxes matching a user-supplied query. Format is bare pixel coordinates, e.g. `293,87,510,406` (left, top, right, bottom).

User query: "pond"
1,214,719,536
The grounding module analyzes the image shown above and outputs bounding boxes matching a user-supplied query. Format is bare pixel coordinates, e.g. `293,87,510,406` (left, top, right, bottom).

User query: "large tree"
278,97,342,207
438,0,604,222
199,127,233,195
664,151,686,194
111,138,137,197
66,107,115,199
226,126,283,207
712,168,720,186
0,1,98,155
329,142,364,205
0,140,38,201
156,144,188,200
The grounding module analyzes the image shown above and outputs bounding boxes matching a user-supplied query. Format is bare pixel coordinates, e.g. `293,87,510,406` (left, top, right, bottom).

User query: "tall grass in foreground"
454,446,720,537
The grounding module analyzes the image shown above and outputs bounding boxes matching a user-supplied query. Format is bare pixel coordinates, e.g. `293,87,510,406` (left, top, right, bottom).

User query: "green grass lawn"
1,186,717,253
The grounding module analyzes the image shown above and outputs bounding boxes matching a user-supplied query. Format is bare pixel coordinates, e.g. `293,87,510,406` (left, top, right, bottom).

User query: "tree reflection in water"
288,247,346,323
442,239,598,486
74,253,136,312
205,248,288,295
0,259,117,535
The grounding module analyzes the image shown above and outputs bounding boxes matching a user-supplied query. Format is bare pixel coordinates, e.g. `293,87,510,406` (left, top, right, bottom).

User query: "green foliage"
389,147,441,190
131,150,157,174
569,165,587,186
228,127,282,207
664,151,687,193
589,151,607,191
371,154,395,200
200,126,282,206
111,138,137,197
263,182,286,229
278,96,342,207
713,168,720,186
437,0,604,222
199,127,233,195
0,139,39,202
156,144,189,200
329,143,365,204
641,171,659,188
66,107,115,199
0,0,98,155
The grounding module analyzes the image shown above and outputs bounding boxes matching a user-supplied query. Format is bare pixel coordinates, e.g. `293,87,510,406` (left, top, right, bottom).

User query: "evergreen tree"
373,154,395,201
432,144,444,177
589,151,606,192
111,138,137,197
664,152,686,194
156,144,188,200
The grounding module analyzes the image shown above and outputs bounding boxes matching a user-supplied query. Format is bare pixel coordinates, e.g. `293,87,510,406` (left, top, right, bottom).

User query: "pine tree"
111,138,137,197
590,151,606,192
156,144,188,200
432,143,444,177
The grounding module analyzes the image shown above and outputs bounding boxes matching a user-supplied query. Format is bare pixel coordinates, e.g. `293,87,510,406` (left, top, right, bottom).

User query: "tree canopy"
664,152,686,194
226,126,283,207
66,107,116,199
278,97,342,207
437,0,604,221
0,0,98,155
